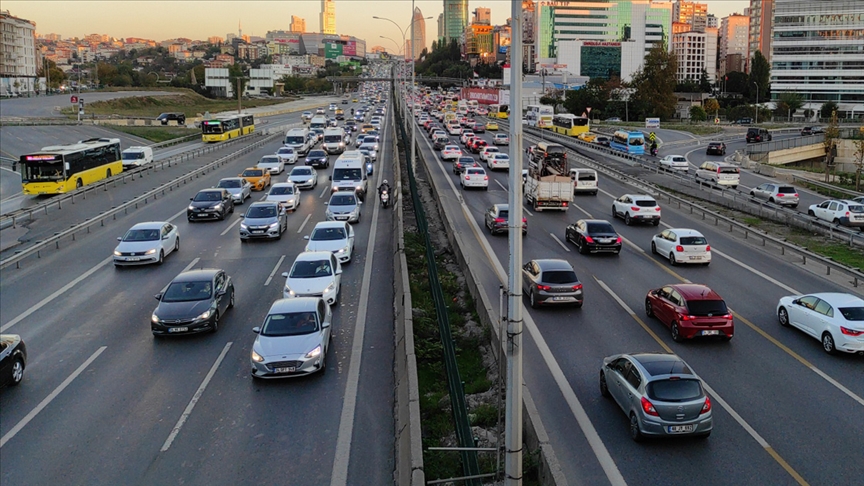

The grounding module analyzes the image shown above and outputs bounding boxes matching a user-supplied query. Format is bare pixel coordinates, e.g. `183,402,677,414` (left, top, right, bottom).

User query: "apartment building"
719,14,749,75
0,10,37,96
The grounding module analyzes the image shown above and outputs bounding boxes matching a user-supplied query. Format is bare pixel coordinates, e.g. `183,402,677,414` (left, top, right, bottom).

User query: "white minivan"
285,128,312,156
323,127,347,155
121,146,154,168
329,151,368,200
696,161,740,189
570,168,598,196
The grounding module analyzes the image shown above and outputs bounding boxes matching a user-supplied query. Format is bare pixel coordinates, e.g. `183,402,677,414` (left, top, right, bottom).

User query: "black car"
0,334,27,387
706,141,726,155
453,156,477,175
341,100,349,104
305,149,329,168
565,219,622,255
344,120,358,132
800,126,824,136
156,112,186,125
594,136,611,147
187,189,234,221
433,139,449,151
151,269,235,335
746,127,772,143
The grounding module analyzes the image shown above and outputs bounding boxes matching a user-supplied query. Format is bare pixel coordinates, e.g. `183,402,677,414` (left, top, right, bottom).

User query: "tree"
704,98,720,117
724,71,749,95
698,68,712,93
689,105,707,122
777,92,803,119
629,44,678,120
853,135,864,191
820,101,838,119
749,50,770,103
804,108,815,120
228,63,248,97
823,109,840,182
774,101,791,120
563,77,612,119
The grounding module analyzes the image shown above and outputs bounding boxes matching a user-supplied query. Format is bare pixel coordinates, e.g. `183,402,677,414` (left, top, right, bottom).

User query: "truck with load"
524,142,573,212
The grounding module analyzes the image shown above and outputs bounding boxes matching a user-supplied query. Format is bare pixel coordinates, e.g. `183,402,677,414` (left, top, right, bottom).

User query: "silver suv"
521,259,583,308
749,183,799,208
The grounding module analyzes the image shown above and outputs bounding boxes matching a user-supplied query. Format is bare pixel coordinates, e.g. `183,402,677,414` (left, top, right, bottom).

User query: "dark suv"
746,127,772,143
157,112,186,125
187,188,234,221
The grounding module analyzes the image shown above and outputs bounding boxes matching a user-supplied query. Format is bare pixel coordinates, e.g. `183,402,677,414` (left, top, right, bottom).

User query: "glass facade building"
442,0,469,44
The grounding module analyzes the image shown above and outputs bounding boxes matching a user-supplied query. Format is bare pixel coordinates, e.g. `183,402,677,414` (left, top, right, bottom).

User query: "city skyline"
6,0,749,52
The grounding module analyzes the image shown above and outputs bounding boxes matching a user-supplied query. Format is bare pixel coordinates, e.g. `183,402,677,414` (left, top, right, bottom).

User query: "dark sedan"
485,203,527,235
706,141,726,156
305,149,329,168
433,138,449,151
469,140,488,154
151,269,235,336
472,123,486,133
453,156,477,175
565,219,622,255
0,334,27,387
187,189,234,222
594,136,611,147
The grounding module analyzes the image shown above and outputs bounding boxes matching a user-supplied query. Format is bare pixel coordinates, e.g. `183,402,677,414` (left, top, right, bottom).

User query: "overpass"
326,76,467,94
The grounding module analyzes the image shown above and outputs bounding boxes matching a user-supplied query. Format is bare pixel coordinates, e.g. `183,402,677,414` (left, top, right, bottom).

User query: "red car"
469,139,488,154
472,123,486,133
645,284,734,342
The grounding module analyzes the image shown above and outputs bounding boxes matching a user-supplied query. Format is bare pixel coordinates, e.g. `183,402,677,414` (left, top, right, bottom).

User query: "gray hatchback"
239,201,287,240
522,259,583,308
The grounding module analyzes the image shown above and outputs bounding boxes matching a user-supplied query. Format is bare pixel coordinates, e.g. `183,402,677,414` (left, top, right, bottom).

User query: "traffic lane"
0,125,151,160
0,91,175,118
0,165,21,201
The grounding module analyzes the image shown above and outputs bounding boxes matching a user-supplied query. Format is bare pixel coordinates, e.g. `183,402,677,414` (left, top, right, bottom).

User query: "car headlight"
269,222,280,229
151,313,160,323
114,250,122,256
214,204,222,210
240,223,248,230
195,309,213,321
305,345,322,359
188,205,195,211
144,248,157,255
325,281,336,292
355,185,362,191
336,245,349,254
251,349,264,363
284,285,295,296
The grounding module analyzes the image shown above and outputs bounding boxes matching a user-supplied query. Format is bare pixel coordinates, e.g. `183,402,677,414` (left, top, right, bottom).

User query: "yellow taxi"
578,132,596,143
335,108,344,116
360,124,375,133
239,167,271,191
485,120,499,131
352,98,358,102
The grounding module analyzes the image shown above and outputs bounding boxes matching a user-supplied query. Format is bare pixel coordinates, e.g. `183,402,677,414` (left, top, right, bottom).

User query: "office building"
320,0,336,35
465,23,494,61
770,0,864,115
411,7,427,59
673,1,708,33
0,10,37,96
522,0,537,71
437,13,445,43
748,0,773,67
719,13,748,75
290,15,306,33
707,13,718,28
473,7,491,25
672,28,717,83
442,0,469,43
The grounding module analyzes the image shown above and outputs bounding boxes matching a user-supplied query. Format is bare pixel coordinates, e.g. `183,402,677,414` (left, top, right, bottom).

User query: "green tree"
853,135,864,191
563,77,612,118
748,50,770,102
820,100,839,119
228,63,248,97
774,101,791,120
698,69,712,93
724,71,749,95
689,105,707,122
630,44,678,120
97,62,118,86
777,92,803,119
704,98,720,116
823,109,840,182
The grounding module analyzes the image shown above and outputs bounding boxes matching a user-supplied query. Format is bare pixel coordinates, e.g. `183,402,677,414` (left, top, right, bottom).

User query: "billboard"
343,41,356,57
324,42,343,59
460,88,501,105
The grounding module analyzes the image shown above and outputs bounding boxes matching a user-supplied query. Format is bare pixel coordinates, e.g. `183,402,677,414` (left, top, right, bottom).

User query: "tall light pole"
752,81,759,124
380,36,403,56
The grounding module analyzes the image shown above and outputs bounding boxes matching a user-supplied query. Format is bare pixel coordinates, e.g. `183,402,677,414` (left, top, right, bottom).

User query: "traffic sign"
649,132,656,142
70,95,78,104
714,117,720,124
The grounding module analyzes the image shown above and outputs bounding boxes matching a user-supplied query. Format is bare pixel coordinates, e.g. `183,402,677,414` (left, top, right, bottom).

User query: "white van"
696,161,740,189
121,146,154,168
309,115,328,131
570,168,598,195
285,128,312,156
323,127,347,155
329,151,368,199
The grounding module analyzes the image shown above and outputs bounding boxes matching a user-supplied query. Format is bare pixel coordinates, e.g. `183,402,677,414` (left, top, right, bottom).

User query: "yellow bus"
18,138,123,195
551,114,590,137
488,104,509,119
201,114,255,142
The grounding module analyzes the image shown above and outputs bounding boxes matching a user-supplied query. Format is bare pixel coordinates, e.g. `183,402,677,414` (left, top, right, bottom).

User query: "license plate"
169,327,188,333
127,257,140,261
552,296,571,301
275,367,296,373
252,230,264,234
667,425,694,434
689,256,702,260
702,330,720,336
599,239,611,244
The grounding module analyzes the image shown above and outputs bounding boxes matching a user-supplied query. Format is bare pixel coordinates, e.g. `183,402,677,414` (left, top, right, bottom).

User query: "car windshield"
309,150,326,158
246,206,278,218
672,157,686,162
217,179,241,189
277,148,294,155
777,186,796,193
333,168,362,180
838,306,864,321
270,186,294,196
122,152,144,160
587,223,615,234
290,260,333,278
285,136,304,145
259,157,278,165
680,236,708,245
542,270,578,284
719,167,739,174
647,379,703,402
261,312,319,337
635,199,657,207
291,168,312,176
123,229,159,241
459,157,474,164
162,280,212,302
497,210,509,218
194,191,222,202
686,299,728,316
242,169,263,177
330,194,357,206
312,226,346,240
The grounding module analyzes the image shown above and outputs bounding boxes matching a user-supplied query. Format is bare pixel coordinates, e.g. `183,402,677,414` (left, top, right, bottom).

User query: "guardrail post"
827,266,830,276
803,255,807,265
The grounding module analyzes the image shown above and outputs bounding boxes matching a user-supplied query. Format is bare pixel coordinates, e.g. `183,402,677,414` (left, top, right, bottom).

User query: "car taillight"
845,212,850,218
484,176,489,180
641,397,659,416
585,236,595,243
680,314,696,321
701,396,712,414
841,326,864,336
465,175,470,180
705,245,711,252
537,284,551,291
562,202,567,207
776,193,784,197
675,245,684,252
793,194,799,197
615,237,622,244
522,218,527,224
495,218,505,223
572,284,583,291
630,206,640,211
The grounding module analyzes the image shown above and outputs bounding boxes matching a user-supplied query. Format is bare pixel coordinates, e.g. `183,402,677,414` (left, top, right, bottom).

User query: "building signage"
645,118,661,128
460,88,500,105
583,41,621,47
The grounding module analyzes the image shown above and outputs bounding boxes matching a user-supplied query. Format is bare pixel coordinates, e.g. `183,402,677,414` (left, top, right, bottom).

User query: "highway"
414,113,864,485
0,96,395,485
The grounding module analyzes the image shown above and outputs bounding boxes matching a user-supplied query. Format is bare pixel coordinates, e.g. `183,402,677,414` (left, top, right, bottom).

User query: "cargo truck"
524,142,573,212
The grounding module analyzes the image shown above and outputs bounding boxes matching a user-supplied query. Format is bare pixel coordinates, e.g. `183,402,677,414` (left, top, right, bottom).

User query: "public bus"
551,114,590,137
201,114,255,142
488,104,509,119
610,130,646,155
526,105,554,129
18,138,123,195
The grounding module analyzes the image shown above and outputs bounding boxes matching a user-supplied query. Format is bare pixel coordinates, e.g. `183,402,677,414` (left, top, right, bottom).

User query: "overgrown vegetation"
109,126,194,143
58,90,288,118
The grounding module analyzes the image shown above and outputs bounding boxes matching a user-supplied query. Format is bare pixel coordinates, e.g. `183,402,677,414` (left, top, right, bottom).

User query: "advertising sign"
343,41,356,57
645,118,660,129
460,88,500,105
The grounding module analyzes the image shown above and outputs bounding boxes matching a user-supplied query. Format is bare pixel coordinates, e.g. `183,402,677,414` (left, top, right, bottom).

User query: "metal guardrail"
792,175,864,199
1,131,283,270
747,134,824,154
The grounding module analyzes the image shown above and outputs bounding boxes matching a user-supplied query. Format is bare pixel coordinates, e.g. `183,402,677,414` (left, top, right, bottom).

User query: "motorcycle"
380,190,390,208
650,146,658,157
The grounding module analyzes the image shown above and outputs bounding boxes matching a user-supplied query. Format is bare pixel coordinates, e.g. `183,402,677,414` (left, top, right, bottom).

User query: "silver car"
522,259,583,308
250,297,332,378
600,353,713,441
359,143,378,161
216,177,252,204
288,166,318,190
325,192,362,223
749,183,799,208
239,201,287,240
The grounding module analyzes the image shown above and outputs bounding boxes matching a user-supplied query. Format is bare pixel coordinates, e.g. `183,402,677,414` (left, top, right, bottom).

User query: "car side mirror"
321,321,331,328
792,299,800,305
216,289,226,296
252,327,260,334
162,235,170,240
155,292,163,300
281,272,289,278
303,235,310,240
329,176,332,181
190,197,194,201
335,269,342,275
324,202,329,206
117,237,122,241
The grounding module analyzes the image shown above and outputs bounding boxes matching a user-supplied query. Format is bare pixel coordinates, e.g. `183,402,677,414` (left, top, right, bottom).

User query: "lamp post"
380,36,403,56
752,81,759,124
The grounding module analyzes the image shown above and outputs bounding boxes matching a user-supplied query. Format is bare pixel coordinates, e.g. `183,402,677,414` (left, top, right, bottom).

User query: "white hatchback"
479,146,500,163
612,194,661,226
658,155,689,171
461,167,489,190
276,146,297,165
304,221,356,263
266,182,301,211
651,228,711,266
488,153,510,171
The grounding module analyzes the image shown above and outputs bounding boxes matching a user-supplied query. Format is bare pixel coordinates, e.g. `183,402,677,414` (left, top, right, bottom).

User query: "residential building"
748,0,773,68
493,22,511,64
208,36,223,44
442,0,469,44
672,28,717,84
437,13,445,43
770,0,864,116
411,7,426,59
522,1,536,71
320,0,336,35
473,7,491,25
290,16,306,33
465,23,494,61
719,13,749,75
0,10,38,96
673,1,708,32
707,14,718,28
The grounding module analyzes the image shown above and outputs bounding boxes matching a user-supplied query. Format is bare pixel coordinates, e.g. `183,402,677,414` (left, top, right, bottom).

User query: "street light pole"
753,81,759,124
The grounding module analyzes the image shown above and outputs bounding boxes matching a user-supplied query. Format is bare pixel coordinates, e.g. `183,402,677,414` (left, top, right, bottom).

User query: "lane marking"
0,346,107,448
297,213,312,234
523,207,534,217
160,257,201,294
1,256,112,332
264,255,286,286
167,207,187,222
161,342,232,452
550,233,570,252
572,203,593,218
219,217,242,236
319,185,329,199
495,179,508,192
711,248,799,294
593,277,809,486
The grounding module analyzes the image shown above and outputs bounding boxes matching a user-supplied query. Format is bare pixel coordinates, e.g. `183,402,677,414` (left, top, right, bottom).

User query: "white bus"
525,105,554,129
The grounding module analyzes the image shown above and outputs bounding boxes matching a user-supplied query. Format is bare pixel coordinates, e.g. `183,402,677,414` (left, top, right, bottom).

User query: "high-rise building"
522,1,536,71
320,0,336,35
706,13,718,28
290,15,306,33
718,13,748,75
411,7,426,59
748,0,772,67
672,28,717,83
673,0,708,33
771,0,864,114
465,23,494,60
473,7,491,25
0,10,37,96
442,0,469,44
437,13,445,43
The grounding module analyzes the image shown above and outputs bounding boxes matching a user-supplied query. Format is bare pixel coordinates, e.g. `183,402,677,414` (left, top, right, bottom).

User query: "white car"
216,177,252,204
276,146,297,165
288,166,318,190
359,142,378,161
113,221,179,266
612,194,661,226
651,228,711,266
441,145,462,161
257,155,285,175
461,167,489,190
282,251,342,305
447,124,462,136
488,153,510,171
807,200,864,228
328,104,337,111
479,146,500,163
250,297,332,378
460,131,475,144
493,133,510,145
304,221,356,263
777,293,864,355
658,155,690,171
266,182,301,211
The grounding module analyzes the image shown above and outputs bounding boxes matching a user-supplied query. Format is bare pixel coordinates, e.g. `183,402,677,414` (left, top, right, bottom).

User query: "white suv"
612,194,661,226
808,200,864,228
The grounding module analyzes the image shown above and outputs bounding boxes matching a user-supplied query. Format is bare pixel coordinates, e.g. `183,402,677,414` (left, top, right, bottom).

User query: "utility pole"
505,0,524,482
410,0,416,180
752,81,759,124
77,63,82,123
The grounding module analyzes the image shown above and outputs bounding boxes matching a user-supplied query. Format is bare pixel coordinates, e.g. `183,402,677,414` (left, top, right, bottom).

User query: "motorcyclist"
351,107,355,115
378,180,391,197
650,141,658,156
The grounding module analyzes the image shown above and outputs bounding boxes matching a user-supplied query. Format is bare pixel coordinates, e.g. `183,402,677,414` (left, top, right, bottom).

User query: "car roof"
198,188,225,194
294,250,334,262
243,167,264,171
172,268,221,282
629,353,696,378
533,259,575,271
669,284,723,300
249,200,279,207
578,219,614,226
271,182,295,188
493,203,509,210
805,293,864,306
313,221,349,230
269,297,321,314
625,194,656,201
129,221,168,230
220,177,244,182
667,228,704,237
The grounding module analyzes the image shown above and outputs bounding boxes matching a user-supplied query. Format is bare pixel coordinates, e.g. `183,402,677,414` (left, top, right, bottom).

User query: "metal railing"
792,175,864,199
747,134,824,154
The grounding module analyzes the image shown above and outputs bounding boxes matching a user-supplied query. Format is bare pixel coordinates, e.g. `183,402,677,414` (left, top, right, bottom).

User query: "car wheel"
599,371,611,398
624,213,632,226
650,242,657,254
821,332,837,354
652,219,660,226
671,322,683,343
9,357,25,386
808,210,815,216
578,238,588,254
529,290,539,309
228,290,235,308
833,218,841,225
629,414,643,442
157,250,164,265
669,252,677,266
210,311,220,333
612,206,617,219
76,178,83,189
229,203,235,214
645,299,654,317
174,238,180,252
769,197,776,204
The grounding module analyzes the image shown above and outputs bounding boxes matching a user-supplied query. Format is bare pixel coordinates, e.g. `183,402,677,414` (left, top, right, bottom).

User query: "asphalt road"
0,91,174,118
415,114,864,485
0,98,395,485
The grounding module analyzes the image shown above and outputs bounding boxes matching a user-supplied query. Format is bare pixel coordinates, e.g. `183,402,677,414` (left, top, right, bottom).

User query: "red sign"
70,95,78,103
582,41,620,47
460,88,500,105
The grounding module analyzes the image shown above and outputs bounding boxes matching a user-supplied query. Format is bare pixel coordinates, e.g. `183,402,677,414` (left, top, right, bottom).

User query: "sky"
5,0,750,52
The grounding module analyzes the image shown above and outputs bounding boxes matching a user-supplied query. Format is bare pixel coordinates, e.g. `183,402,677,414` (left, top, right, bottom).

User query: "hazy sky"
5,1,750,51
